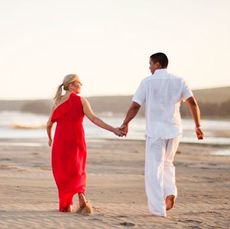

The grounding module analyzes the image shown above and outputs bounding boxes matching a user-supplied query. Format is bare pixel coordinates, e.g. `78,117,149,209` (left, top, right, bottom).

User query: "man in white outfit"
120,52,204,217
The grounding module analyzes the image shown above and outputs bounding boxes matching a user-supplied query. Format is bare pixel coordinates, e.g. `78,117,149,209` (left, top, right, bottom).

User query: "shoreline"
1,136,230,148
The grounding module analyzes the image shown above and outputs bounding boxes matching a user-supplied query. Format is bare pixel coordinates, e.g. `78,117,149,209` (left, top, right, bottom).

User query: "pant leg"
163,136,181,198
145,137,167,217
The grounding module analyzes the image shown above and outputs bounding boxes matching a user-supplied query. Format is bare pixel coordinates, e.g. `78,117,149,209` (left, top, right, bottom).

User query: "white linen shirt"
132,69,193,139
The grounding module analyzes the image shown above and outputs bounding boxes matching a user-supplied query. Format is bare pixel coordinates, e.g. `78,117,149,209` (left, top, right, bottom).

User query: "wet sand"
0,138,229,228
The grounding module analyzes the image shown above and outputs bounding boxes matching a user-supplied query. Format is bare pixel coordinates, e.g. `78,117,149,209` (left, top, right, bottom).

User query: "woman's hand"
119,124,128,136
46,118,53,147
113,127,126,137
48,138,52,147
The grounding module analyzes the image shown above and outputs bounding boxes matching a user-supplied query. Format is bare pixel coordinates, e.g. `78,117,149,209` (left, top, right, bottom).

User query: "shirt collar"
154,69,167,75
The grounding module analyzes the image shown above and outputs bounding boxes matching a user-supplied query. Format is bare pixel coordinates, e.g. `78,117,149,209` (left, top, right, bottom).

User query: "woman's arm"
46,106,55,146
81,97,124,136
46,120,53,146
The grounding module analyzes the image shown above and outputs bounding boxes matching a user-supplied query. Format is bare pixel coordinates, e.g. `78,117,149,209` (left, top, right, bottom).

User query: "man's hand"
185,97,204,141
195,127,204,140
113,127,126,137
119,124,128,136
119,102,140,137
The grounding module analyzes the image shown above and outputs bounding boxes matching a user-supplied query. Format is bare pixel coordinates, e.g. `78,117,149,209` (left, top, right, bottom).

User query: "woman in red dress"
46,74,124,214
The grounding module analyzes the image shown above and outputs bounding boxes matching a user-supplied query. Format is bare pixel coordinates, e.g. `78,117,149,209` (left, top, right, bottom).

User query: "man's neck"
153,68,166,74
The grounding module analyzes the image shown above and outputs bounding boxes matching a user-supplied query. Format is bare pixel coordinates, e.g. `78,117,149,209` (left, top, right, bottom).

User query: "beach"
0,138,229,229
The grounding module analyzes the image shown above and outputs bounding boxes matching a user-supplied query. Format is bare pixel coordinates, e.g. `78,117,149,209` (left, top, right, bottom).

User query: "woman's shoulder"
70,92,82,100
70,93,87,104
79,96,88,104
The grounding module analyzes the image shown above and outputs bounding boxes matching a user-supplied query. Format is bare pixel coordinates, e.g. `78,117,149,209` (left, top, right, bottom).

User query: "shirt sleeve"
132,80,146,105
181,79,193,102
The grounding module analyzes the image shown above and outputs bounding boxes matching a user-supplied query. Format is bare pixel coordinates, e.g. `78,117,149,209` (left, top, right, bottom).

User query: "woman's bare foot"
78,193,87,207
81,201,93,215
60,205,73,212
165,195,175,211
66,205,73,212
77,193,93,215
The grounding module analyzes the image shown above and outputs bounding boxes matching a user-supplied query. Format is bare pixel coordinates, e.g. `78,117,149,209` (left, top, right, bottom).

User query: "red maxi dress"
51,93,87,211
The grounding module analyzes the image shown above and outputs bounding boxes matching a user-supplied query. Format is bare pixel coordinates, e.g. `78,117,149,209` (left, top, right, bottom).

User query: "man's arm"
185,96,204,140
120,102,141,135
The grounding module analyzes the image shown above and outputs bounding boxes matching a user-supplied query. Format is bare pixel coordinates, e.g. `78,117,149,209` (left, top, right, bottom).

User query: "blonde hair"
54,74,79,105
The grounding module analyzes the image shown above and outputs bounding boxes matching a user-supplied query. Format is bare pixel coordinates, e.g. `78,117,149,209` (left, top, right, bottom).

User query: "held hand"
113,127,126,137
119,124,128,136
196,127,204,140
48,138,52,147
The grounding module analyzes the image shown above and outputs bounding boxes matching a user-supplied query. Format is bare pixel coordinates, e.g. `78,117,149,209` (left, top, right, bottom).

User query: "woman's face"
69,80,82,93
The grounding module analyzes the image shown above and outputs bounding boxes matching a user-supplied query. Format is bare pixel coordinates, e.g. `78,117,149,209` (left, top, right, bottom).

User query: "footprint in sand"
120,222,136,227
179,219,202,224
117,215,127,218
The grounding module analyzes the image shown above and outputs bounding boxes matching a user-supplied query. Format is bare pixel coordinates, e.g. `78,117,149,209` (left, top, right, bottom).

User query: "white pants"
145,136,180,217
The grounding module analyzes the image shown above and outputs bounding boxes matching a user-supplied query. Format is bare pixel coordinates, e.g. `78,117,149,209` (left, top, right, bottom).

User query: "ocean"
0,111,230,146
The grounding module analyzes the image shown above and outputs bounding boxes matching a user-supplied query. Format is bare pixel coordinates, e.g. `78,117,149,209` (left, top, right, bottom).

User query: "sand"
0,138,229,229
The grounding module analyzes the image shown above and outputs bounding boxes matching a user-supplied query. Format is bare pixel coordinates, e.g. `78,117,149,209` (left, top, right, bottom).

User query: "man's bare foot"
166,195,175,211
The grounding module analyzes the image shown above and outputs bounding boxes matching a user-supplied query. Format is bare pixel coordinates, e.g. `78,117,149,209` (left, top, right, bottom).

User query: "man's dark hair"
150,52,168,68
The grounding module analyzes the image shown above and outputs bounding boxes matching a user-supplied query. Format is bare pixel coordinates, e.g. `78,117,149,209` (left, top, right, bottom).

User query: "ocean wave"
0,111,48,129
11,124,46,129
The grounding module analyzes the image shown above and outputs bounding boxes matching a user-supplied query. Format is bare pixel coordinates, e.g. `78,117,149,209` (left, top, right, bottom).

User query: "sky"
0,0,230,100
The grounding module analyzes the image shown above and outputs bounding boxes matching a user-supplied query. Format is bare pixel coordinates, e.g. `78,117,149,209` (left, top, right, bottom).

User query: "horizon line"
0,85,230,101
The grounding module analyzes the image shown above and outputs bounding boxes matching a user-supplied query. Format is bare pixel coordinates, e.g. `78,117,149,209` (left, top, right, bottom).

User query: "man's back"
133,69,193,139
